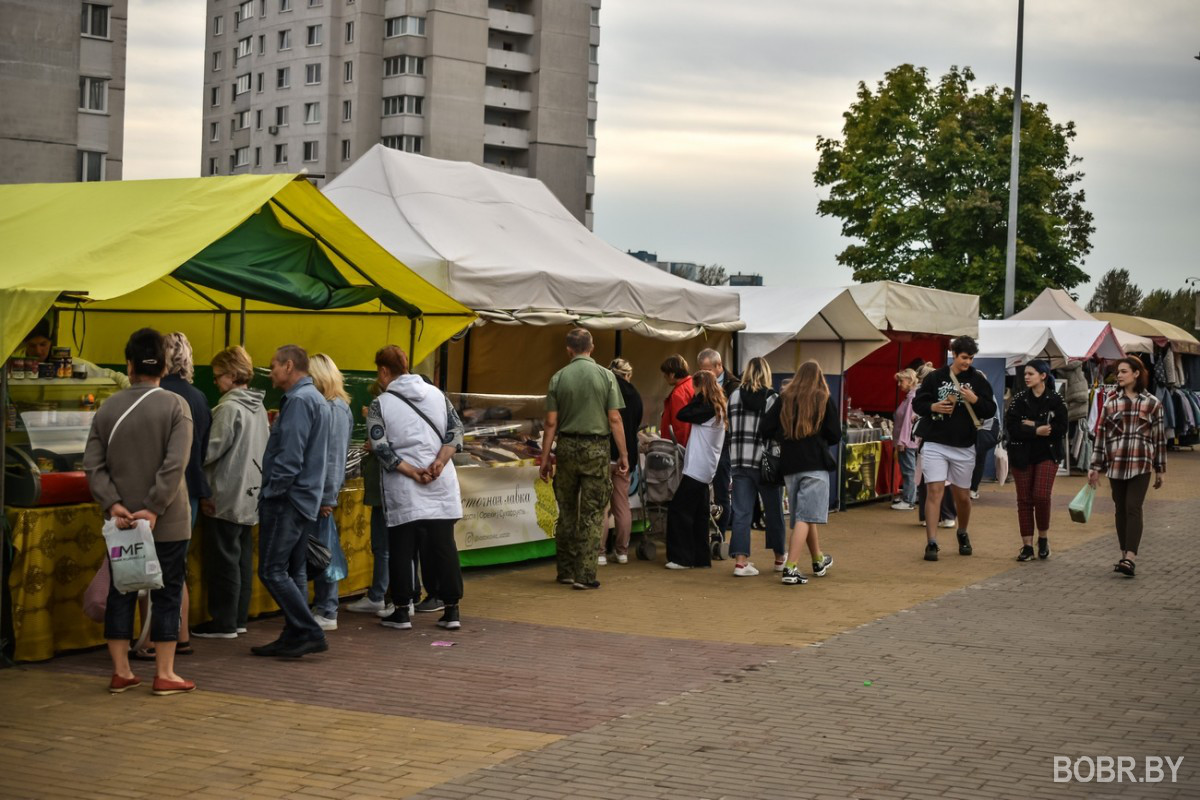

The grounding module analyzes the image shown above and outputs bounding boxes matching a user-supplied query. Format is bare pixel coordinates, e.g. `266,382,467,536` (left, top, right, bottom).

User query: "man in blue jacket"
253,344,332,657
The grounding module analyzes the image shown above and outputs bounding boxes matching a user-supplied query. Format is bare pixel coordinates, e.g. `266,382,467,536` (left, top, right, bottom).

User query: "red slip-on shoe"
151,677,196,696
108,674,142,694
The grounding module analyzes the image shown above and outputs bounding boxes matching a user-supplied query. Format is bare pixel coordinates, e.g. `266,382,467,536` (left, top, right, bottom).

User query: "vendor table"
841,439,901,506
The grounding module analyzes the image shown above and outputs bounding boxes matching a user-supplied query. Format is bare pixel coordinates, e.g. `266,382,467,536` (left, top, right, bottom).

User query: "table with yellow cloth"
5,479,371,662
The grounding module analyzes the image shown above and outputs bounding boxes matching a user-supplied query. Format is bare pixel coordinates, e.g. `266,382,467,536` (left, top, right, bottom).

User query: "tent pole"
1,366,10,667
460,327,472,395
409,319,416,368
614,330,622,360
239,298,247,346
838,340,847,512
732,331,740,373
437,342,449,391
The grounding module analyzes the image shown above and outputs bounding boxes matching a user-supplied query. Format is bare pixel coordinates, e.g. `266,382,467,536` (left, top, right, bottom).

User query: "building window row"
78,150,105,182
79,76,108,113
306,24,322,46
385,16,425,38
382,135,422,153
305,63,322,84
81,3,110,38
304,101,320,123
382,94,422,116
303,140,319,162
384,55,424,77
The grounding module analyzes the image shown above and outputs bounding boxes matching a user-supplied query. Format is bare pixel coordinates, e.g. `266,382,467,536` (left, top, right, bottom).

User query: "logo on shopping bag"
110,542,145,559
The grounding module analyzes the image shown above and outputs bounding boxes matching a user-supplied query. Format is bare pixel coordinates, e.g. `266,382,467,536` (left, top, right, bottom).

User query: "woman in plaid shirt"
1088,356,1166,578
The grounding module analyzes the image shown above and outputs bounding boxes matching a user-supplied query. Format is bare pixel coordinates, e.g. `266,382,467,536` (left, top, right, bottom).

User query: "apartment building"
200,0,599,226
0,0,128,183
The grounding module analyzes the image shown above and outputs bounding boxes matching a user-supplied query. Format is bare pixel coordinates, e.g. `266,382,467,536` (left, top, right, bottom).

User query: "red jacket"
660,377,695,446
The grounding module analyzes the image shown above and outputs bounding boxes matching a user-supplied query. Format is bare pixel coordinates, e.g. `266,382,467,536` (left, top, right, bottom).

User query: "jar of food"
51,346,71,361
37,361,57,379
72,364,88,380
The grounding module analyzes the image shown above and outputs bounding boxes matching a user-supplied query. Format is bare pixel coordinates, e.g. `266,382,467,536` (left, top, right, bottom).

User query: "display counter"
841,411,901,506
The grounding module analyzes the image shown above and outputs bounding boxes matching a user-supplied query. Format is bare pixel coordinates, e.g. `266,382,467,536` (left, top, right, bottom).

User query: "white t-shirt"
683,415,725,484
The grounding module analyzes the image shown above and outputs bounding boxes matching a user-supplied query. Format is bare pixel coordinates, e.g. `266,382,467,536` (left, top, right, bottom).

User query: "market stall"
1012,288,1154,355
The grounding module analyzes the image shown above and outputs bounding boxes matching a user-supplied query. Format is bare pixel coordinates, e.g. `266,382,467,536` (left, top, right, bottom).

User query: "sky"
123,0,1200,304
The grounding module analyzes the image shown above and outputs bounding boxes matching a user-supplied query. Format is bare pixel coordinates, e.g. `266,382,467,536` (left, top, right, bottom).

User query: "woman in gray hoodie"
193,346,269,638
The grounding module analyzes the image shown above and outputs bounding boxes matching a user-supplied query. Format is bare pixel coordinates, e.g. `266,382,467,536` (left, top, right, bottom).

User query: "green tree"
814,64,1094,317
1086,268,1143,314
1139,288,1199,334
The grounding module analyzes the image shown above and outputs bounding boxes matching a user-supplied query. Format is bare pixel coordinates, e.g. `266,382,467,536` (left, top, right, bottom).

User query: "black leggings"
1110,473,1151,555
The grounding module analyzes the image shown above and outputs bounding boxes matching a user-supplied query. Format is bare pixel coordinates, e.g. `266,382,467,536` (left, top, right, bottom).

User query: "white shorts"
920,442,976,489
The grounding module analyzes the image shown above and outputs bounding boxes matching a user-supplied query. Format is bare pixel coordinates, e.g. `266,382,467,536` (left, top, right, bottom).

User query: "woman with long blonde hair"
726,357,786,576
664,370,728,569
758,361,841,585
307,353,355,628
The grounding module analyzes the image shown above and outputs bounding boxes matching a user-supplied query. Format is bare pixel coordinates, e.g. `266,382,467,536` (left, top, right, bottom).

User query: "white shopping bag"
102,518,164,594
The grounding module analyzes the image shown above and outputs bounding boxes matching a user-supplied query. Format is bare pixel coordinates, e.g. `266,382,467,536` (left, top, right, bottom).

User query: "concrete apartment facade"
0,0,128,183
201,0,599,226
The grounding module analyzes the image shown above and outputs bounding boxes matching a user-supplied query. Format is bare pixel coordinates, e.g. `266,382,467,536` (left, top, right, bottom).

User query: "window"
276,66,290,88
233,146,250,168
587,156,595,174
278,29,291,50
237,1,255,22
341,139,351,161
589,45,598,64
80,4,110,38
303,140,319,161
255,109,263,129
590,6,599,25
342,99,352,121
384,16,425,37
343,60,353,82
78,76,108,112
257,34,266,55
235,73,251,95
274,143,288,164
279,0,291,10
382,95,422,116
587,118,596,136
254,146,262,167
588,81,597,100
234,110,250,130
306,25,322,46
304,101,320,123
345,21,354,43
275,105,289,126
210,85,221,106
305,63,321,84
208,157,219,176
259,0,267,16
384,55,424,76
237,37,252,59
212,50,223,71
381,135,422,153
308,0,322,6
213,15,224,36
256,71,264,92
209,121,219,141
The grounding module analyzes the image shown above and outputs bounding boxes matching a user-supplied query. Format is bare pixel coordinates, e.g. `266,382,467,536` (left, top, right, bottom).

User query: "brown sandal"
1116,558,1136,577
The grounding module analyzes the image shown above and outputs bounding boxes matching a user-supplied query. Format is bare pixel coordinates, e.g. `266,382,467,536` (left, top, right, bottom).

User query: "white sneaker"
890,501,915,511
236,627,248,635
615,553,628,564
345,596,385,614
774,553,788,572
665,561,691,570
597,554,607,566
733,563,759,577
939,518,957,529
375,602,396,618
970,490,980,500
313,614,338,631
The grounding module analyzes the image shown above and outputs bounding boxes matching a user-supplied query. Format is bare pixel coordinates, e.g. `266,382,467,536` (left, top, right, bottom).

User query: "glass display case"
842,408,897,505
4,376,121,506
448,392,546,467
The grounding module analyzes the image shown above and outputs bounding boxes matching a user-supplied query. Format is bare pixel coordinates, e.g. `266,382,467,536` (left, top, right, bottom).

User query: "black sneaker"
957,530,973,556
250,637,292,657
437,605,461,630
415,596,444,613
780,566,808,585
274,637,329,659
191,621,237,639
380,608,412,630
1038,538,1050,560
572,580,601,590
1016,545,1036,562
811,554,833,577
924,542,939,562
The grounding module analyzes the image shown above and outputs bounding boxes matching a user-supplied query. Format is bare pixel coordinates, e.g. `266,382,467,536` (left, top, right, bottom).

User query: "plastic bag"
1068,484,1095,523
101,518,163,594
82,562,110,623
993,439,1009,486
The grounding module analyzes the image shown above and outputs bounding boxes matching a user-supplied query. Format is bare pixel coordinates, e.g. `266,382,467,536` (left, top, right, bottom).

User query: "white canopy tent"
977,321,1069,368
847,281,979,336
1011,288,1153,353
731,286,889,374
323,146,742,339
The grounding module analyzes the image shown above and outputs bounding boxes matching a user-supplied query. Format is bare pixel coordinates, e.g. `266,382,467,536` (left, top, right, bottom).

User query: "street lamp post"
1003,0,1025,318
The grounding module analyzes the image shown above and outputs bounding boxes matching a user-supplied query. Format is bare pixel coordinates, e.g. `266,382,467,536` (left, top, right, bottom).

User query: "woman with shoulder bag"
1005,360,1068,561
726,357,786,577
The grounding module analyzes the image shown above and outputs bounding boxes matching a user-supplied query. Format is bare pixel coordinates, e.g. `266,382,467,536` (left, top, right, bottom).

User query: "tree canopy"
1086,268,1143,314
814,64,1094,317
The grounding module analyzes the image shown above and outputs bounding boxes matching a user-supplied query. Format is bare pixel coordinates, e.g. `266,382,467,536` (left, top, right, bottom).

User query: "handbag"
1068,484,1095,523
760,439,784,486
306,535,333,577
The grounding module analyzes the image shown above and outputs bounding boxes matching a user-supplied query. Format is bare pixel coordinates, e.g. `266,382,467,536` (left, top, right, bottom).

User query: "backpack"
641,437,684,504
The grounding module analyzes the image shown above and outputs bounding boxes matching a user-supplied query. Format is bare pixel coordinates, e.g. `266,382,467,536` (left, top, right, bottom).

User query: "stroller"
635,433,728,561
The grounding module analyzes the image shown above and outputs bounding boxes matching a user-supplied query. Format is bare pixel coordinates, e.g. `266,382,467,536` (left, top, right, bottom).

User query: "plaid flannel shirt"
728,388,776,470
1090,391,1166,480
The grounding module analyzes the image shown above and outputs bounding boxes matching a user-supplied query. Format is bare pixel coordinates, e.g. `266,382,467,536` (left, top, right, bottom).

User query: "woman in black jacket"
603,359,644,565
758,361,840,585
1004,360,1068,561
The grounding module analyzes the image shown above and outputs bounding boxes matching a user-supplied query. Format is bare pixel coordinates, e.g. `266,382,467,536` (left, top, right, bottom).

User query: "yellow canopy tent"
1091,312,1200,356
0,174,475,369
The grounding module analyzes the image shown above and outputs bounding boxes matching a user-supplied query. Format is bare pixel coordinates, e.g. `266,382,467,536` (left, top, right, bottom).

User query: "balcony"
484,85,532,111
483,123,529,150
487,48,533,74
488,8,534,35
484,162,529,177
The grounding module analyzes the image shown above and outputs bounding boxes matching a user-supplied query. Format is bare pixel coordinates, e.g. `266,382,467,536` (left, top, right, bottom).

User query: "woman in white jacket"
194,346,269,639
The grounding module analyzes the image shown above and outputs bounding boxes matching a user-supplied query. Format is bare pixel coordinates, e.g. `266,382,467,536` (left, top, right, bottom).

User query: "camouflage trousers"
553,435,612,584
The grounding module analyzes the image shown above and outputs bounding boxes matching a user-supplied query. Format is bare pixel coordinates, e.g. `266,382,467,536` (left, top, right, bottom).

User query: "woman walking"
84,328,195,695
1088,356,1166,578
759,361,840,585
891,368,919,511
726,357,786,577
664,371,727,570
193,346,269,638
309,353,355,630
1005,360,1068,561
602,358,643,565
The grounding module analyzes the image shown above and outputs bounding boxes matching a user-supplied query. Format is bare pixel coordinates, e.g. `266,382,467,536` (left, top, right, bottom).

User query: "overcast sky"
124,0,1200,303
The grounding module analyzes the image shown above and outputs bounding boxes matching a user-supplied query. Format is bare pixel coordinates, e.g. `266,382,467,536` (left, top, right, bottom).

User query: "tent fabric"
322,146,743,335
1091,312,1200,355
977,321,1069,368
1041,320,1124,361
1011,288,1155,354
0,175,476,366
730,286,889,372
847,281,979,337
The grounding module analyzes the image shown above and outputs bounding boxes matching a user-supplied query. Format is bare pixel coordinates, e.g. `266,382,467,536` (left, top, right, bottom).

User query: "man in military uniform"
539,329,629,589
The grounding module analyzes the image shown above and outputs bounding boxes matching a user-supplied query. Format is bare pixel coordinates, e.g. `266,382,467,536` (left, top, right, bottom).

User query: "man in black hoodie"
912,336,996,562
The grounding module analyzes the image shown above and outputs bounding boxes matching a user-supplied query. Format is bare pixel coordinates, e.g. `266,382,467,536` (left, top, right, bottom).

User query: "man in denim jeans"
252,344,332,658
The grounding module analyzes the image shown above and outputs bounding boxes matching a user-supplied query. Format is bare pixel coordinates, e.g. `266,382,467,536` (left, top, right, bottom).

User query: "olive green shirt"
546,355,624,435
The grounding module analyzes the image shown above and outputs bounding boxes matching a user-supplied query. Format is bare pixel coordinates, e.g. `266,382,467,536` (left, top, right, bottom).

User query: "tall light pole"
1003,0,1025,318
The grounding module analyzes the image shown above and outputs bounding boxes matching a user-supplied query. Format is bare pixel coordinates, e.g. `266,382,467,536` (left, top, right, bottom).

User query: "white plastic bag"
993,440,1009,486
102,518,164,594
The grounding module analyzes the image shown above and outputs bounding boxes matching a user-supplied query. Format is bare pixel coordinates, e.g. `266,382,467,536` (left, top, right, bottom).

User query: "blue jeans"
897,447,918,504
258,497,323,642
367,506,389,602
729,467,786,558
311,514,341,619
